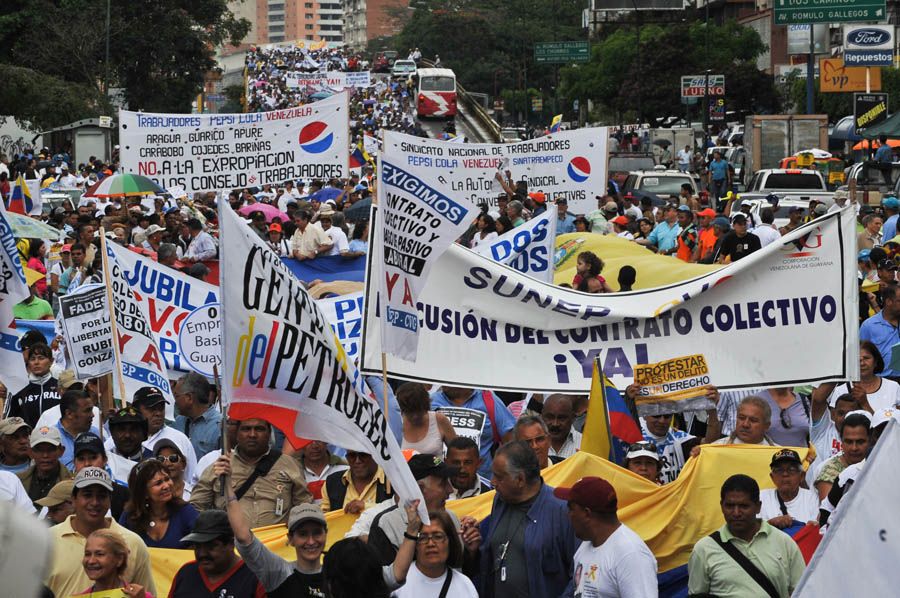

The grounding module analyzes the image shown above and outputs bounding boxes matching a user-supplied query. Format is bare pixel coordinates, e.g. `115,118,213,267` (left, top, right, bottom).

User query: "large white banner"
361,208,859,393
285,71,371,89
58,284,113,379
473,209,557,282
119,91,350,191
218,206,427,519
382,128,608,216
796,420,900,596
103,242,177,412
378,132,480,360
0,201,30,394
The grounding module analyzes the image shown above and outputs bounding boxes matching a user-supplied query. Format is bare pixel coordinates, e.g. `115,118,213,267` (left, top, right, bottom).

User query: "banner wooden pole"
381,352,389,415
99,228,128,408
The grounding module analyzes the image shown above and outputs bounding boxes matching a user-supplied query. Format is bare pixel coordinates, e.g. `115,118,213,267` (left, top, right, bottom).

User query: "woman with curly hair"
118,459,198,549
572,251,613,293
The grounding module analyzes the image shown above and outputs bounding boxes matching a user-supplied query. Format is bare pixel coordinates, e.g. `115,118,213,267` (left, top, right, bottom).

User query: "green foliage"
0,0,249,127
788,68,900,120
561,20,778,125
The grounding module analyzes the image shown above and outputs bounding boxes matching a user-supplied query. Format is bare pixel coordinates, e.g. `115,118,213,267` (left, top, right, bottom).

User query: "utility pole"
702,0,710,143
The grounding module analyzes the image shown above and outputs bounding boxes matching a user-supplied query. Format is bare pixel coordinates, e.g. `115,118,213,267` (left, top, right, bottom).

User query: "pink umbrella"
238,202,290,223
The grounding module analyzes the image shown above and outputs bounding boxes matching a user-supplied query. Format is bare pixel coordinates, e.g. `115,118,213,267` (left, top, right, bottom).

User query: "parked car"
500,127,526,143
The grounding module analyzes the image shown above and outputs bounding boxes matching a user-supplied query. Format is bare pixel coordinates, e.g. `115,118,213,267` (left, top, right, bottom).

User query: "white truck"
739,168,834,207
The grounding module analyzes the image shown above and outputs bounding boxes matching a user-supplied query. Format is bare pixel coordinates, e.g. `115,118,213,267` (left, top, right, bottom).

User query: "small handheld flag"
549,114,563,133
581,359,644,463
7,175,33,215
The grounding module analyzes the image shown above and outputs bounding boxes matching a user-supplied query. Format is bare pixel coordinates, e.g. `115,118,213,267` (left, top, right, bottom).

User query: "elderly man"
543,394,582,460
44,467,156,598
183,218,217,263
479,441,577,597
760,449,819,529
688,474,804,597
712,396,778,446
173,373,222,459
191,418,312,527
513,414,561,469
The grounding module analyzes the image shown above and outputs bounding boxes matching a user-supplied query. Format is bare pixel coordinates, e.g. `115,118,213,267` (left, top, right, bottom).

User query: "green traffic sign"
774,0,886,25
534,41,590,64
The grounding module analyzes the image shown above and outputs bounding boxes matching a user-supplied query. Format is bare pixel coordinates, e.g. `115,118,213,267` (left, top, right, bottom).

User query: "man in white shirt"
676,145,692,172
277,180,302,212
752,207,782,248
555,476,658,598
318,209,349,256
0,469,36,512
759,449,819,527
183,218,217,262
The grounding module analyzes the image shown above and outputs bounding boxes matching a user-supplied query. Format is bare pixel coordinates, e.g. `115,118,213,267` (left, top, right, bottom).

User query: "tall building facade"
343,0,408,49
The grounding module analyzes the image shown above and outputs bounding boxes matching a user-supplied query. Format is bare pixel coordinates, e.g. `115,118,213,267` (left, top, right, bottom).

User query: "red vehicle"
416,68,457,118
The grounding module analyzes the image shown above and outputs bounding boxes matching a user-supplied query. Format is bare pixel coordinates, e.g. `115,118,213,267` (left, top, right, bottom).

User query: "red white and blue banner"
218,204,428,520
119,91,350,192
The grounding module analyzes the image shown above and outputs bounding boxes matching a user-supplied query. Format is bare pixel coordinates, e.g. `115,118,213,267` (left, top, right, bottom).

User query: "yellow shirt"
46,516,156,598
289,224,331,259
320,467,389,512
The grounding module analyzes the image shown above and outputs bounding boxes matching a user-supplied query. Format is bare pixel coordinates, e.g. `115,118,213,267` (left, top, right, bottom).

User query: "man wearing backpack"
688,474,805,597
431,387,516,480
191,418,312,527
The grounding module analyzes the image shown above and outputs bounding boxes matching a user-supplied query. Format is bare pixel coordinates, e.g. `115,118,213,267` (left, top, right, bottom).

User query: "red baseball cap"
553,477,617,513
697,208,716,218
611,215,629,226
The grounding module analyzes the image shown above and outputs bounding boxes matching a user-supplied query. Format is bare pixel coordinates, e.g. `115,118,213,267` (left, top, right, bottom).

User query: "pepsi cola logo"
567,157,591,183
298,121,333,153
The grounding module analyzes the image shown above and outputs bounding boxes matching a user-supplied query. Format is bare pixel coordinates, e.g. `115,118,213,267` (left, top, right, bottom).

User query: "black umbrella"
652,139,672,148
343,197,373,223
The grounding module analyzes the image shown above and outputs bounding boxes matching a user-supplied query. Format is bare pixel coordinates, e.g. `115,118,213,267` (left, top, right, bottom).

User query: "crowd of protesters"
0,45,894,598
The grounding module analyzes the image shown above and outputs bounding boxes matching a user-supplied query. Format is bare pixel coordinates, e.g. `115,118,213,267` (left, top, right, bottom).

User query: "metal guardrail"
419,59,502,143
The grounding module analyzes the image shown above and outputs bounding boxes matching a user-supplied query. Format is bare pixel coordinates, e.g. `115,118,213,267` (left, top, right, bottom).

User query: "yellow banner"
553,233,721,290
147,446,806,595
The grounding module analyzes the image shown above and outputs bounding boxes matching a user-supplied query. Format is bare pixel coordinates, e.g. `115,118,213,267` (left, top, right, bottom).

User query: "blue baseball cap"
883,197,900,209
858,249,872,261
676,204,692,212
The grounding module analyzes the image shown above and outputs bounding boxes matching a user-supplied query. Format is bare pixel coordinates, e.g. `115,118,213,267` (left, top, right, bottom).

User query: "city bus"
416,68,457,119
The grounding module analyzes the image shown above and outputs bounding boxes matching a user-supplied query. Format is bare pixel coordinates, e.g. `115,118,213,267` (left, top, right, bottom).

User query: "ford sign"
847,29,890,46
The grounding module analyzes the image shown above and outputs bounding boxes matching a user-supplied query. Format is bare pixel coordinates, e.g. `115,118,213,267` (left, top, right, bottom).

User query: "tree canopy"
0,0,249,130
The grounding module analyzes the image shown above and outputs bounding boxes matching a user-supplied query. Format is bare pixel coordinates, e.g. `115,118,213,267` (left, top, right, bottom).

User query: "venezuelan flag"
7,175,32,215
549,114,563,133
348,146,368,169
581,359,643,463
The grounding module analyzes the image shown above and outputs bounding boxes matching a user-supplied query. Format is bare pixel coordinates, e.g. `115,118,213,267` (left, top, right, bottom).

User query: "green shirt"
13,297,53,320
687,520,805,598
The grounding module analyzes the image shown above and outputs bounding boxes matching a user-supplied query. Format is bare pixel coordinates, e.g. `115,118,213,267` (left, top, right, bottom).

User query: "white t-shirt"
759,488,819,523
326,227,350,256
573,524,658,598
751,224,781,248
393,565,478,598
0,471,35,513
808,413,841,488
826,380,900,411
470,231,498,248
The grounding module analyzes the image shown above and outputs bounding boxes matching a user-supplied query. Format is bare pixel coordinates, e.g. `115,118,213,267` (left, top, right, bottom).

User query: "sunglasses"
628,441,658,453
779,408,792,430
156,455,181,464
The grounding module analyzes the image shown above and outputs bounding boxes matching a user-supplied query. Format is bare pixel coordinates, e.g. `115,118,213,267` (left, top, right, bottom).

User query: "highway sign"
681,75,725,98
534,41,590,64
774,0,886,25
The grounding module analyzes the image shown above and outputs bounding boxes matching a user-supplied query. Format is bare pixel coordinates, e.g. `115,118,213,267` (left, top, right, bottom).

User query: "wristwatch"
403,531,419,541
